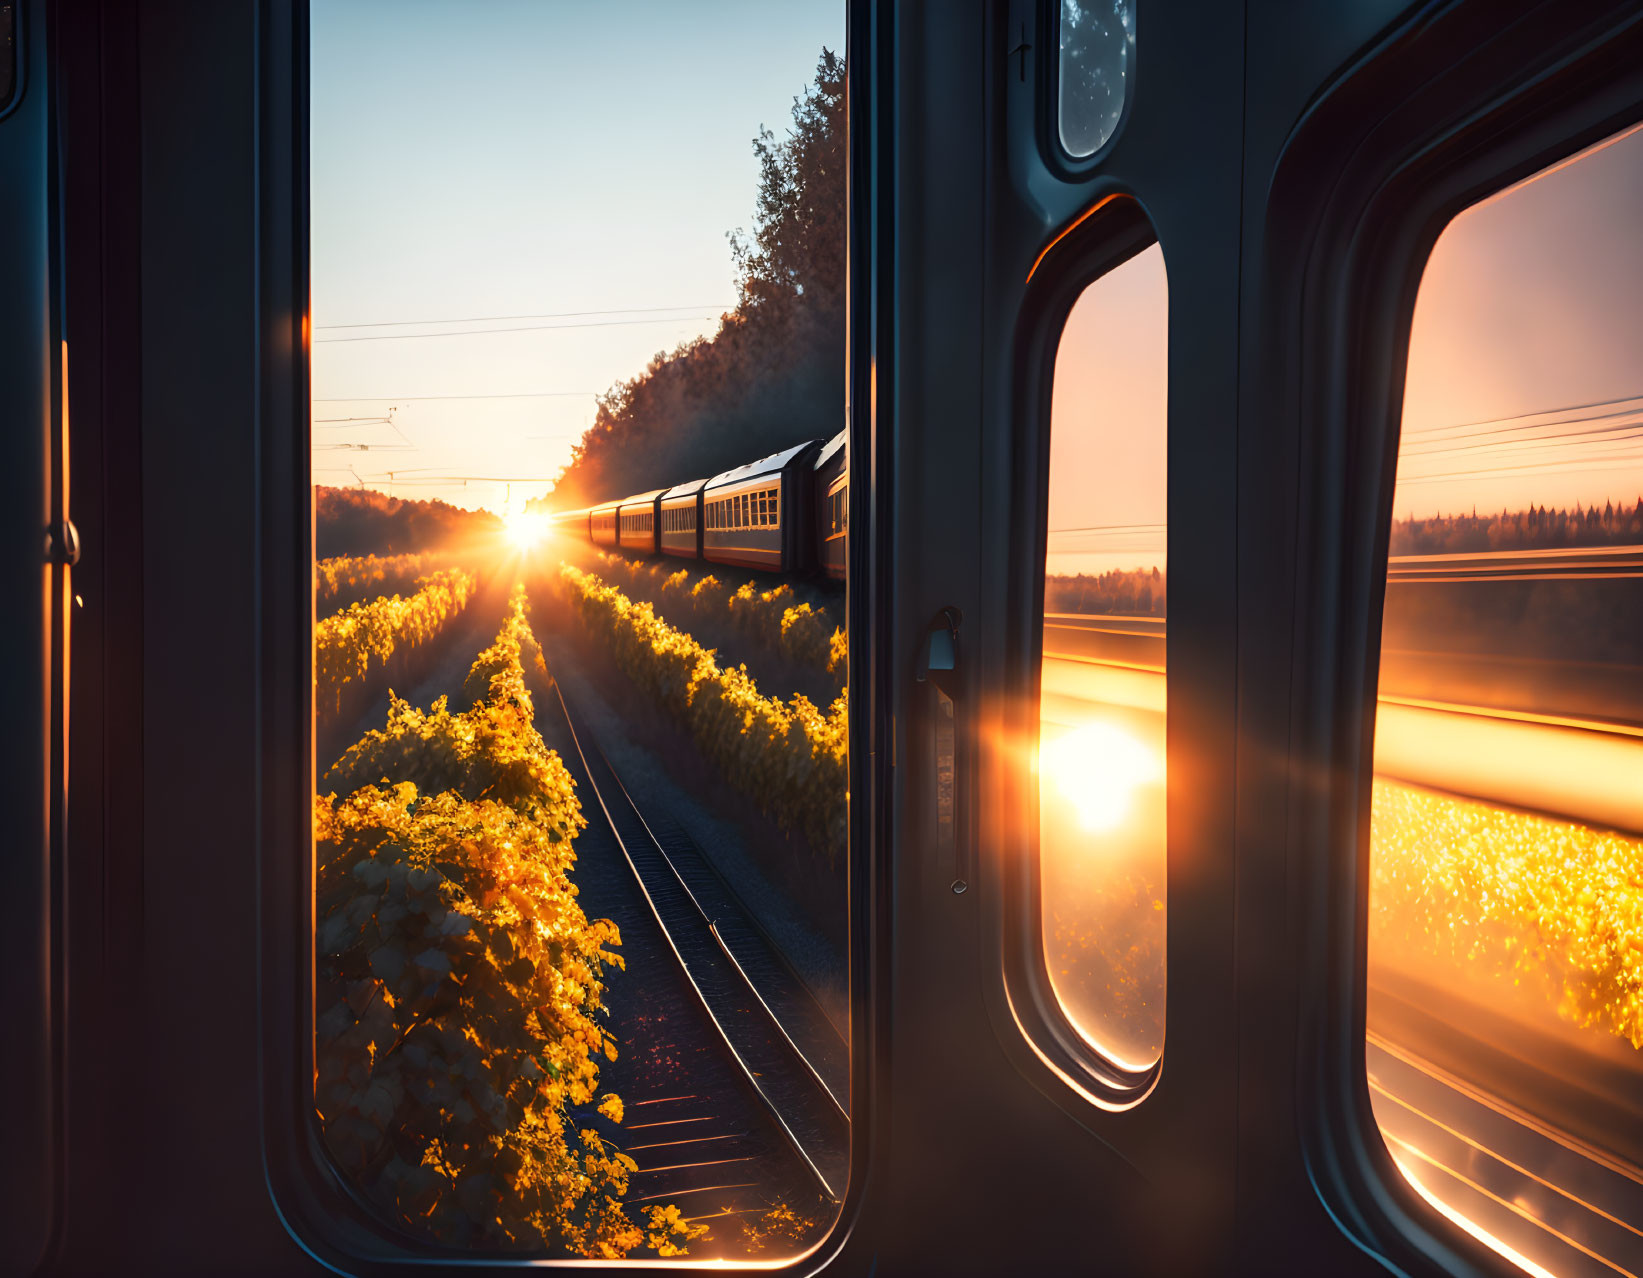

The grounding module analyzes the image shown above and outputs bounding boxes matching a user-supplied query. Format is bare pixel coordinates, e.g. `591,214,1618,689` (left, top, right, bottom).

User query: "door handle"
916,607,965,893
916,605,961,698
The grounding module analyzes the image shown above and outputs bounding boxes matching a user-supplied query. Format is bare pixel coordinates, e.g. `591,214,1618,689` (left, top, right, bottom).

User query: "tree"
545,51,845,509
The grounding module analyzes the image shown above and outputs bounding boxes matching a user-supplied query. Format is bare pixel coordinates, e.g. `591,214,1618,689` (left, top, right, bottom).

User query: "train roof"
813,429,846,470
658,477,710,501
615,487,667,508
704,439,823,491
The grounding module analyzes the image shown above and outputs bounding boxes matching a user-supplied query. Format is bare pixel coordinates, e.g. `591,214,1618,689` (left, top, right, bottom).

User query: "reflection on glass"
1039,243,1167,1072
1058,0,1134,158
1369,122,1643,1278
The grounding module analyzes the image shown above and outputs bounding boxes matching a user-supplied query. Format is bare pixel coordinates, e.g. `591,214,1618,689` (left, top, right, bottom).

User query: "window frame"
1037,0,1137,179
255,0,877,1269
1264,6,1643,1274
997,194,1167,1109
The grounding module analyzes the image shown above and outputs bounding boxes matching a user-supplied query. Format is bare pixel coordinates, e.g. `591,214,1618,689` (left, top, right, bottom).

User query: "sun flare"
504,511,549,550
1040,719,1163,833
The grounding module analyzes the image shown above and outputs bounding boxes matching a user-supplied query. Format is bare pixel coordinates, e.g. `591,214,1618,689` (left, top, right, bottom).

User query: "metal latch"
44,519,81,566
915,606,961,698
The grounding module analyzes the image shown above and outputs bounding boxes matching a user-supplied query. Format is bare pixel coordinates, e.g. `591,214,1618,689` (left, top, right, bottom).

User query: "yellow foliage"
316,551,450,614
646,1204,709,1257
1371,780,1643,1049
729,1201,818,1255
559,565,847,862
594,551,845,681
316,586,694,1258
314,568,476,717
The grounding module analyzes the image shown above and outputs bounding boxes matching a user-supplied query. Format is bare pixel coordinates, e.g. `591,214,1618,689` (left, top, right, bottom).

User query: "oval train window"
1038,241,1168,1078
1057,0,1134,159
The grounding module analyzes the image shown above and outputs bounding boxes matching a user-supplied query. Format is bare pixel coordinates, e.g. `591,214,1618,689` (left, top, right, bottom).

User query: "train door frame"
1234,3,1643,1274
27,0,1643,1273
1,0,62,1267
852,3,1265,1274
257,0,888,1272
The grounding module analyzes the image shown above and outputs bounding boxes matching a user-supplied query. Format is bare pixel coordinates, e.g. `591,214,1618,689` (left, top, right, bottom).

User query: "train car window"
1056,0,1133,160
1038,241,1167,1076
1368,121,1643,1278
308,3,848,1263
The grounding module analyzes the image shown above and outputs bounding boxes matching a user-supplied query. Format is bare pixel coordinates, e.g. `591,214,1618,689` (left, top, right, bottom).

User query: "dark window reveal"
1,3,16,109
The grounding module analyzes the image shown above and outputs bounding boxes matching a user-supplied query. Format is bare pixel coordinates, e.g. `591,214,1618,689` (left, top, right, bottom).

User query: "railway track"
527,633,849,1243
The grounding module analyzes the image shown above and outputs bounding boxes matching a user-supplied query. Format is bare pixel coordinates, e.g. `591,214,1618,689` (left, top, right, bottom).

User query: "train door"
856,4,1259,1273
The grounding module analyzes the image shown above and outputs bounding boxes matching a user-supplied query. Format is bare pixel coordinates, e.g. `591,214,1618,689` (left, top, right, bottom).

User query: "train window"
1038,241,1167,1076
308,3,848,1264
1056,0,1133,160
1368,121,1643,1277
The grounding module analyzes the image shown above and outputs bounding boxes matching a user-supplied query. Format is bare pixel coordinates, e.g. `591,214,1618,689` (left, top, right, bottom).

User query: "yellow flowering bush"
314,568,476,719
593,552,846,680
315,551,450,615
315,587,700,1258
559,565,847,863
1371,779,1643,1049
727,1202,819,1255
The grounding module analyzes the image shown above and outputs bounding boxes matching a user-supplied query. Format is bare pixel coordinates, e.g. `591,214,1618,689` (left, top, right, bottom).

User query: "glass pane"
1058,0,1134,159
1039,243,1167,1074
311,3,847,1262
1369,122,1643,1278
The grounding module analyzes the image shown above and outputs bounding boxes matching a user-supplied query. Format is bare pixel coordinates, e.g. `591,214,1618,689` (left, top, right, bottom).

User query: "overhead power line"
312,391,599,402
313,313,723,345
1403,392,1643,438
373,470,565,482
313,302,730,331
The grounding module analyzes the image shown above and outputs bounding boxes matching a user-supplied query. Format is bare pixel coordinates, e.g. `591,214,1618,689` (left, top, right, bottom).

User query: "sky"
1043,119,1643,582
1397,120,1643,521
310,0,844,513
1046,244,1168,579
313,5,1643,541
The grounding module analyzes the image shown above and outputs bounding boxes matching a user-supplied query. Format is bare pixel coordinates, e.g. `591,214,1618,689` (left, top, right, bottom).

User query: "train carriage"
701,440,823,573
813,430,847,581
588,500,619,548
615,488,665,556
657,478,709,559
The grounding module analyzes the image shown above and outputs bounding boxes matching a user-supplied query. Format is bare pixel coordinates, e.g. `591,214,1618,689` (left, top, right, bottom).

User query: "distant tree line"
543,51,844,509
1045,566,1166,617
316,486,500,559
1389,498,1643,555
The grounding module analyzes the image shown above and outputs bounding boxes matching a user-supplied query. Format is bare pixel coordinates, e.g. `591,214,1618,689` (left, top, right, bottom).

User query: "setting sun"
1040,719,1163,833
504,510,549,550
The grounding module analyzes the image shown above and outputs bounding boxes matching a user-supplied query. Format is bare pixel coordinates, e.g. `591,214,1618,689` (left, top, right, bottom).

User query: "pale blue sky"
311,0,843,511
